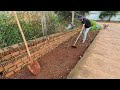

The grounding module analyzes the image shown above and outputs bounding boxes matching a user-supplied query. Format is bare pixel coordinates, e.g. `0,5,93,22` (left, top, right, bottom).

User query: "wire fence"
0,11,81,48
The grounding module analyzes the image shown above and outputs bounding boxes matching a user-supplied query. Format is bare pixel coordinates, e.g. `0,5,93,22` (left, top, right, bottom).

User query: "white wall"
85,11,120,21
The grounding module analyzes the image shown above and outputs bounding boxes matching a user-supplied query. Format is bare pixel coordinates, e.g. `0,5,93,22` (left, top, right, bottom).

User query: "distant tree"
54,11,89,21
99,11,119,21
75,11,89,17
54,11,71,21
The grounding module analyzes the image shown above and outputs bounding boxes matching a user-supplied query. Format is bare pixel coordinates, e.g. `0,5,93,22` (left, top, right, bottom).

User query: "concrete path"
67,22,120,79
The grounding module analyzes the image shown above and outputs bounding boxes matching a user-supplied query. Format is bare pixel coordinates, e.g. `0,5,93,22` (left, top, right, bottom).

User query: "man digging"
78,15,91,43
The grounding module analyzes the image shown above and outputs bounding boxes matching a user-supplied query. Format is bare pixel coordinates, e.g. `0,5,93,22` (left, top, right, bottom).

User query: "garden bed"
1,30,99,79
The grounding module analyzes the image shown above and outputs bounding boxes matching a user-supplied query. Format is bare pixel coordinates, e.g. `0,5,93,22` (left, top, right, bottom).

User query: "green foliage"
90,25,102,31
46,14,61,35
54,11,86,31
99,11,119,21
90,19,97,26
0,15,43,48
21,21,43,40
0,23,23,47
55,11,89,22
0,11,83,48
90,19,102,31
75,11,89,17
54,11,72,22
0,32,7,47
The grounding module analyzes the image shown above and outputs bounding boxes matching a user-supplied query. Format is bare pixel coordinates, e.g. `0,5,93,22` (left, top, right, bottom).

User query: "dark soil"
7,30,99,79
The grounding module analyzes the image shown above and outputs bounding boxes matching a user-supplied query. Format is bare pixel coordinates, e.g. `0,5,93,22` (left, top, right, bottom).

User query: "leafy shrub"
90,19,102,31
90,25,102,31
90,19,97,26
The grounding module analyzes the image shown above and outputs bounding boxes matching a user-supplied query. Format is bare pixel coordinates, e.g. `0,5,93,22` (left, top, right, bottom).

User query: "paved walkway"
67,22,120,79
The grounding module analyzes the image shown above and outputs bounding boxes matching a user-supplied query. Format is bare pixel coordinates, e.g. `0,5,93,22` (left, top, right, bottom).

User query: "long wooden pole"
73,30,83,46
13,11,31,57
13,11,41,75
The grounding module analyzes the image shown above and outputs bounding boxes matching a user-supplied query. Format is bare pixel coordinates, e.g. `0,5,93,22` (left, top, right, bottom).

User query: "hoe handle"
73,30,82,46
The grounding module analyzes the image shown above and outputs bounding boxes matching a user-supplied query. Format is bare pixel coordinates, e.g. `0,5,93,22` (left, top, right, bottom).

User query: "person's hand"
80,30,83,34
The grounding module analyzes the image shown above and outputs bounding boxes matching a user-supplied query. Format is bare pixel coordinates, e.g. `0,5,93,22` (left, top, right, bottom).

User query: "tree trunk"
108,15,112,21
108,16,111,21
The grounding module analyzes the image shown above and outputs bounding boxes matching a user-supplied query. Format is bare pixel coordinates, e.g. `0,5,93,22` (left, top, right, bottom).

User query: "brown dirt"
7,30,99,79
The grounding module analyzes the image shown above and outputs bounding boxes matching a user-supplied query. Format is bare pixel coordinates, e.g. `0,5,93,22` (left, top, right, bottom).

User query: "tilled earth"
6,30,99,79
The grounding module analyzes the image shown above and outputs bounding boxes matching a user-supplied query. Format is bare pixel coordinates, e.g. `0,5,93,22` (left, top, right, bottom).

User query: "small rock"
79,56,82,58
67,69,69,71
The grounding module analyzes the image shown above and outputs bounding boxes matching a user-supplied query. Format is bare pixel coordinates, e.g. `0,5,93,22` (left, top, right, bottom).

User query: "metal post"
72,11,75,25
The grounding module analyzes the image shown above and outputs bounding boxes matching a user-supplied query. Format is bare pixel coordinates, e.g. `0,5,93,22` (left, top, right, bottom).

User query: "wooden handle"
13,11,31,57
73,30,82,46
